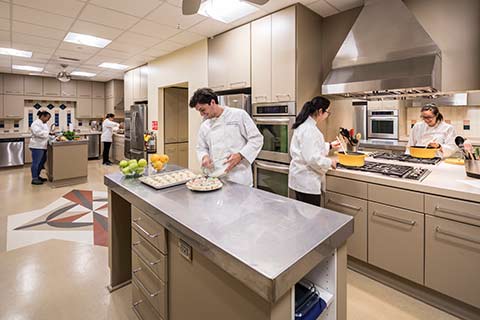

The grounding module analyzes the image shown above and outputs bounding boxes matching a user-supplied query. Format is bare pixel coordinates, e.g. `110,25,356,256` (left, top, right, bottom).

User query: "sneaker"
103,162,112,166
39,177,48,182
31,178,44,185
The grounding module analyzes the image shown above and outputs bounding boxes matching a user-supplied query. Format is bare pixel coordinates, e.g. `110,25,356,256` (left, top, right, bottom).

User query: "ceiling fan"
182,0,269,15
56,64,71,82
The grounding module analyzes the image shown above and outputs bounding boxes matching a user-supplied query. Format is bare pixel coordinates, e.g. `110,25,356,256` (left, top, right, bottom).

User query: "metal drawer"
425,194,480,227
326,176,368,199
132,206,167,254
132,229,167,282
132,280,164,320
368,184,424,212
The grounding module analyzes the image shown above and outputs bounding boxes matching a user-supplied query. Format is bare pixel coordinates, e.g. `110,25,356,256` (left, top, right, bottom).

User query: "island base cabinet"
425,215,480,309
368,202,424,284
132,280,164,320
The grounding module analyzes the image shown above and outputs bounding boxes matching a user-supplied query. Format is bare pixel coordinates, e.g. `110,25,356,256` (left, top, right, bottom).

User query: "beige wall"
148,40,208,172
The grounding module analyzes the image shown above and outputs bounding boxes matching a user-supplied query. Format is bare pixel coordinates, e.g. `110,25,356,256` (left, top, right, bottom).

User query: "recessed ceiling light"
64,32,111,48
99,62,129,70
0,47,32,58
71,71,96,77
198,0,258,23
12,65,43,72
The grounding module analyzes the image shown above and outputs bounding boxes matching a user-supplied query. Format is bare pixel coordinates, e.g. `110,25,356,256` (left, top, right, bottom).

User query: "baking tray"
139,169,197,190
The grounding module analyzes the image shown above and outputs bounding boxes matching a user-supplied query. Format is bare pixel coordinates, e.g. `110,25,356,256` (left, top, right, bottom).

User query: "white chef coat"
288,116,332,195
101,119,120,142
29,119,50,150
407,121,457,158
196,106,263,186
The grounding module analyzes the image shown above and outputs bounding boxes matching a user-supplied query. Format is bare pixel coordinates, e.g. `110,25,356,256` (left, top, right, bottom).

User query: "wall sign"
152,120,158,130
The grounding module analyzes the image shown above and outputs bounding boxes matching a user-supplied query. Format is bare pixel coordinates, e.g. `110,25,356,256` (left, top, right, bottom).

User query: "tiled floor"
0,161,460,320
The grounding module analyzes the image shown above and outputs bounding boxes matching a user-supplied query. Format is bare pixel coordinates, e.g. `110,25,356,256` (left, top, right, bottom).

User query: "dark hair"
106,113,115,119
421,103,443,123
37,110,51,118
189,88,218,108
292,96,330,129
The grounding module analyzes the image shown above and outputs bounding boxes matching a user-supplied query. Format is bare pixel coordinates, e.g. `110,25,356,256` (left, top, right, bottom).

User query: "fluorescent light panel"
198,0,258,23
99,62,129,70
0,47,32,58
13,65,43,72
71,71,96,77
64,32,111,48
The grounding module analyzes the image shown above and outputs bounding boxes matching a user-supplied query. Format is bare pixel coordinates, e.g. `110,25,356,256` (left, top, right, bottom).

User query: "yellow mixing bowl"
409,146,439,159
337,151,366,167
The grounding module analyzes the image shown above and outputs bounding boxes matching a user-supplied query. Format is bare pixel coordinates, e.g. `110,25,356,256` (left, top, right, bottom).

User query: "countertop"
104,171,353,302
328,156,480,202
49,139,88,146
0,132,32,139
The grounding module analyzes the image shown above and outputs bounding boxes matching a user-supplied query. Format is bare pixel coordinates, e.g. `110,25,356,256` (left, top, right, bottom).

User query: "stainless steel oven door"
254,160,294,198
368,116,399,139
254,116,294,164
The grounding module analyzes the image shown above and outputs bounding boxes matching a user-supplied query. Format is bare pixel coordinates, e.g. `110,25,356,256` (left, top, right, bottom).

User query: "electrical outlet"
178,239,192,262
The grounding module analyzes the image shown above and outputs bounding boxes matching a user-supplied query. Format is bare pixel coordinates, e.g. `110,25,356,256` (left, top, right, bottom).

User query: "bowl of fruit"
150,154,169,173
119,158,148,178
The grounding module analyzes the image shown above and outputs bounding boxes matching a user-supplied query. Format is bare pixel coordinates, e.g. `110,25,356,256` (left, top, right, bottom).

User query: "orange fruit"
159,154,169,163
151,154,161,162
153,161,164,171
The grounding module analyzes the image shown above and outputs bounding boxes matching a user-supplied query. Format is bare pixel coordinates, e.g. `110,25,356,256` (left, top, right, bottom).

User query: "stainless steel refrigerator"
129,104,147,160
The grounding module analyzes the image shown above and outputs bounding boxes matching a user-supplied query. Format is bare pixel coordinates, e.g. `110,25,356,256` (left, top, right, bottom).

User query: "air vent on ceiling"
58,56,81,62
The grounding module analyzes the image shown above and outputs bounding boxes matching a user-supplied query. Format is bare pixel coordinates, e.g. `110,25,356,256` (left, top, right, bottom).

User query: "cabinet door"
0,94,4,117
140,65,148,101
3,95,24,118
24,137,32,163
105,97,114,114
92,82,105,99
4,74,24,95
271,6,296,102
61,80,77,97
133,68,141,101
0,74,3,94
425,215,480,308
92,99,105,118
105,80,114,98
43,78,61,96
177,89,189,142
24,76,43,96
77,80,92,98
178,142,188,168
252,15,272,103
164,144,179,166
368,202,424,284
208,34,228,91
76,98,92,118
325,191,368,262
226,23,250,89
425,194,480,227
164,88,179,143
124,71,134,111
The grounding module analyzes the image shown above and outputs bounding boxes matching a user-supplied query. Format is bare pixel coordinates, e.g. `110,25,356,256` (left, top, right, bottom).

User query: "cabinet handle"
434,205,480,221
132,267,142,274
132,245,163,266
435,226,480,245
327,199,362,212
229,81,246,88
132,220,161,239
133,299,144,308
275,93,291,101
372,211,416,226
133,273,162,297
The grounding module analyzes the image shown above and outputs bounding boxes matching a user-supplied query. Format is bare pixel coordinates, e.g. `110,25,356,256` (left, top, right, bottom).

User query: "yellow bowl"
409,146,438,159
337,151,366,167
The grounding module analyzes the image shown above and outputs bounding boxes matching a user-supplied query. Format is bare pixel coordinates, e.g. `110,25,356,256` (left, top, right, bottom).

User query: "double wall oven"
367,109,399,140
252,102,295,198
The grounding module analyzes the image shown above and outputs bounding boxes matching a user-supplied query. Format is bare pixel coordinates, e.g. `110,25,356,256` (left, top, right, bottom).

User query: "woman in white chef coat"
407,103,457,158
289,96,337,206
29,110,52,185
190,88,263,186
101,113,120,165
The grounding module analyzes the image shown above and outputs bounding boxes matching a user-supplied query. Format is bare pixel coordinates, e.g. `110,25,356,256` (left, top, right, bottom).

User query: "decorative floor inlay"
7,190,108,251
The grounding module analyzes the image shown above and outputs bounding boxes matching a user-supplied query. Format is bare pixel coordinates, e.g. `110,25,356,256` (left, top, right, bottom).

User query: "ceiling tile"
84,55,125,66
96,48,132,60
79,4,140,30
168,31,204,45
90,0,162,18
121,55,151,68
13,5,75,30
11,58,46,67
0,2,10,19
0,57,11,67
326,0,363,11
54,49,96,62
115,31,161,48
0,30,9,42
70,21,123,40
147,40,183,53
12,21,66,40
11,43,56,55
0,18,10,32
142,46,168,58
308,0,339,17
130,20,181,40
188,19,229,37
29,52,52,61
13,0,85,18
105,41,148,55
57,42,101,55
0,67,12,73
13,33,61,48
145,2,206,30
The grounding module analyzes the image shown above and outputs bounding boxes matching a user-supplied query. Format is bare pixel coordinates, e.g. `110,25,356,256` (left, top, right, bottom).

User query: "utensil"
356,132,362,142
424,137,436,149
337,136,348,155
464,140,476,160
339,127,354,145
454,136,471,159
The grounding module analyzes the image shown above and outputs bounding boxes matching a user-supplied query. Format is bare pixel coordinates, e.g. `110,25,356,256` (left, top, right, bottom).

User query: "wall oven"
253,160,295,199
253,102,295,164
367,109,399,140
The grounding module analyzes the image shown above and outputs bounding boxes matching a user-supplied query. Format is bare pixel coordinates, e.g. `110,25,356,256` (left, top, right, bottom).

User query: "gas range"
337,161,431,181
371,152,441,165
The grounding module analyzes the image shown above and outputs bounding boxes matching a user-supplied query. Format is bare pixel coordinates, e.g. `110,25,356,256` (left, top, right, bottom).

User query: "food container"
465,160,480,179
337,151,366,167
408,146,439,159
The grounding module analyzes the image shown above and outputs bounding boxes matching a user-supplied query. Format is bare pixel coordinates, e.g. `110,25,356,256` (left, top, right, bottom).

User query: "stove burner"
371,152,441,165
338,161,431,181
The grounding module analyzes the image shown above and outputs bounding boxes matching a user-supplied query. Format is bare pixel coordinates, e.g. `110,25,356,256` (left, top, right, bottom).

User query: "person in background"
289,97,338,206
407,103,457,158
101,113,120,165
29,110,53,185
189,88,263,186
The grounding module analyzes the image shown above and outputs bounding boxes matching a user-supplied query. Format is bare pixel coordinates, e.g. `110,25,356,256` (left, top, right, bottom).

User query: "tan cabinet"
124,70,134,111
0,74,3,94
76,98,92,118
61,80,77,97
24,76,43,96
132,280,163,320
177,94,188,142
164,90,179,144
133,68,141,101
92,82,105,99
140,65,148,101
0,94,4,118
164,144,179,166
43,78,61,97
326,176,368,199
368,202,424,284
368,184,424,212
208,31,228,91
425,215,480,308
132,206,167,254
105,97,114,115
92,99,105,118
3,95,24,118
77,80,92,98
24,137,32,163
425,194,480,227
105,80,114,98
4,74,24,95
112,134,125,162
325,191,368,262
178,142,188,168
252,15,272,103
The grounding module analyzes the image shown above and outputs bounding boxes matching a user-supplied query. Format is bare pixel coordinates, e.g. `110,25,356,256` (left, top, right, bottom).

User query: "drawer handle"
229,81,246,87
133,299,144,307
133,274,162,297
327,199,362,212
276,93,291,100
132,221,161,239
435,226,480,245
133,246,163,266
254,95,267,99
434,205,480,221
133,267,142,274
372,211,416,226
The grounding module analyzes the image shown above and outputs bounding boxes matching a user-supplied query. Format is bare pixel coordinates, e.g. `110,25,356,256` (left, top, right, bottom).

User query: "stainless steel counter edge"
49,140,89,146
104,174,353,303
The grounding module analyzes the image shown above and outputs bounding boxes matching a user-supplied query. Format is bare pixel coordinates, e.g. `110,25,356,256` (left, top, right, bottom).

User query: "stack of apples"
150,154,169,172
119,158,148,177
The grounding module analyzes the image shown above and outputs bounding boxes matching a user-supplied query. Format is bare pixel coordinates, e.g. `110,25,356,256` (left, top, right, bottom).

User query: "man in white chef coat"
190,88,263,186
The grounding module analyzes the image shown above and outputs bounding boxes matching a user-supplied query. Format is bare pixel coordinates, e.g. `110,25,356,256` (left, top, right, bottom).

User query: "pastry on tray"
186,176,223,192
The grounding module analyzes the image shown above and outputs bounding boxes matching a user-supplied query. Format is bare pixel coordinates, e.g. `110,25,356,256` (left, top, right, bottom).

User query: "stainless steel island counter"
105,171,353,320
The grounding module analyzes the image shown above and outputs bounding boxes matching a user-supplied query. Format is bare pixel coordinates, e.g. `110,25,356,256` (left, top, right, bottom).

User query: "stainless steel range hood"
322,0,442,99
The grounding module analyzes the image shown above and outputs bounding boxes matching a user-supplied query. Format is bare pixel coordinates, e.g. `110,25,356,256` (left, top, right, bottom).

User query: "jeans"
103,142,112,164
31,148,47,179
295,191,321,207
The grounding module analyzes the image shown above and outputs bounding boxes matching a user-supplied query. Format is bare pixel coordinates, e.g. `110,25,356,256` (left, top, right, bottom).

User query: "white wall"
147,40,208,172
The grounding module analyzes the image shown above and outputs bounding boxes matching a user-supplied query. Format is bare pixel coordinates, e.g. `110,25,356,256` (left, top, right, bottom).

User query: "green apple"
138,159,147,168
129,162,138,171
119,160,129,168
121,167,131,175
129,159,138,165
135,167,144,174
